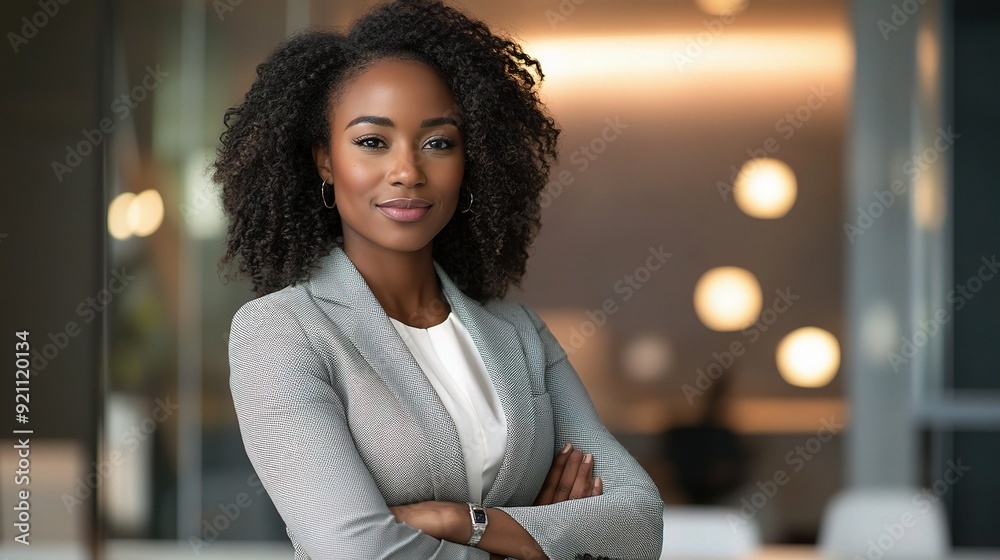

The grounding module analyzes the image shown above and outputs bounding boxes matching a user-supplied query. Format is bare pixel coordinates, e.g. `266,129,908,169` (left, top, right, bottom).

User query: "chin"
380,234,439,254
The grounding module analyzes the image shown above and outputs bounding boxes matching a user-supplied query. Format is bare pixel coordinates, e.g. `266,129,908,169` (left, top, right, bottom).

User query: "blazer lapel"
433,260,536,508
308,245,467,502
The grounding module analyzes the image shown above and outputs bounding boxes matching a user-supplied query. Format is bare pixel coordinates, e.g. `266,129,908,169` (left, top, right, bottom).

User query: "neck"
341,240,450,328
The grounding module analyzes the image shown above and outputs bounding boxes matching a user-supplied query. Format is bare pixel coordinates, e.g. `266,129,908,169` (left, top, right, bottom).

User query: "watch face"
473,510,487,524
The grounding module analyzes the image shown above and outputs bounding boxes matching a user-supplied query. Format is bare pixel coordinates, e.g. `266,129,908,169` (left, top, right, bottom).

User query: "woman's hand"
388,501,467,543
533,442,602,505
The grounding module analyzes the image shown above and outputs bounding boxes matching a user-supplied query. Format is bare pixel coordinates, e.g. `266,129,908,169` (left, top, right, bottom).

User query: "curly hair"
213,0,560,302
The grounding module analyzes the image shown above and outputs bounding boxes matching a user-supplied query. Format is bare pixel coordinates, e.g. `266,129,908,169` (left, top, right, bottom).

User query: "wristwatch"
466,502,488,546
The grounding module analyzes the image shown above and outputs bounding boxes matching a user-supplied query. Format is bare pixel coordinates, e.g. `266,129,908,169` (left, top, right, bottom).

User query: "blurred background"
1,0,998,558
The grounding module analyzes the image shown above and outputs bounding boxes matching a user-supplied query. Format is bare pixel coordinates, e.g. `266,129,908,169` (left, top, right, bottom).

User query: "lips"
376,198,432,209
376,198,432,222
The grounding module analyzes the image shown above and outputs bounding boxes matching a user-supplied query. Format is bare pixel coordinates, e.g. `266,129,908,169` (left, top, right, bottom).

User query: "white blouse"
388,302,508,504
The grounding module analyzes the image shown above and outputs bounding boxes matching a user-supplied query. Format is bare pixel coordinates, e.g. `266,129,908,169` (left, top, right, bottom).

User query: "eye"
352,135,386,150
424,136,455,151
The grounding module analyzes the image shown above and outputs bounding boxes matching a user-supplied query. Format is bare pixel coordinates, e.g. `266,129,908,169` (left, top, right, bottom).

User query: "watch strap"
466,502,488,546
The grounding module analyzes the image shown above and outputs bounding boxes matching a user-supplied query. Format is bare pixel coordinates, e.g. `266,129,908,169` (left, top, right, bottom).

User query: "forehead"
332,59,457,122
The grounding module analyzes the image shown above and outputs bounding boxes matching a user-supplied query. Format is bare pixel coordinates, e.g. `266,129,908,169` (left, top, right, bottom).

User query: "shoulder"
479,295,540,323
482,298,567,365
228,283,335,387
482,298,543,330
228,282,332,356
230,281,317,328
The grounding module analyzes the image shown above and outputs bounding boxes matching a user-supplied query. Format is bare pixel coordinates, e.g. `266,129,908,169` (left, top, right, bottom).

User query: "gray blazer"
229,244,664,559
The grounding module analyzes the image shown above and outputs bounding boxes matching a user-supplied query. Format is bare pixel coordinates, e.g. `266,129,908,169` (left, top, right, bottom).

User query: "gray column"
845,0,942,486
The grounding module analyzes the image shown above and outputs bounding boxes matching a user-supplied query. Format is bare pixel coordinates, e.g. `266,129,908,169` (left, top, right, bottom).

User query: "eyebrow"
344,115,460,130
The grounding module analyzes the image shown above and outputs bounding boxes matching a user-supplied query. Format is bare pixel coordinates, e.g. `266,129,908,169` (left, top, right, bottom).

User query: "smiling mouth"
376,198,432,209
376,205,431,222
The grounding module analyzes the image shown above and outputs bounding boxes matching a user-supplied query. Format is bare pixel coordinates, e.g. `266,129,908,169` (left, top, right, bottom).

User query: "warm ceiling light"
128,189,164,237
108,193,136,240
520,32,851,83
694,266,763,331
696,0,748,17
776,327,840,388
734,158,797,219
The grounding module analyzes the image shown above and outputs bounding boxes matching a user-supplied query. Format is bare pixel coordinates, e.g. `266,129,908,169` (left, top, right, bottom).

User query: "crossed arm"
388,442,602,560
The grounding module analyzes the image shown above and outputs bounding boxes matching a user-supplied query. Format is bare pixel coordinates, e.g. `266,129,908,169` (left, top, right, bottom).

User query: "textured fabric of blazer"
229,244,664,559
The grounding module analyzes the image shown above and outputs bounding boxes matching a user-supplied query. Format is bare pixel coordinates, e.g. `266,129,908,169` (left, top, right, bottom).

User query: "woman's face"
314,58,465,259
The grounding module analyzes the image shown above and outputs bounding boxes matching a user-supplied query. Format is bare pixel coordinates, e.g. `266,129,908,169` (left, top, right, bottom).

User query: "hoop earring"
461,189,474,213
321,180,336,209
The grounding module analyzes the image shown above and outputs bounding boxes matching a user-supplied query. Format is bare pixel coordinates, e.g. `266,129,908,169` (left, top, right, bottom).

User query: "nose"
386,143,426,188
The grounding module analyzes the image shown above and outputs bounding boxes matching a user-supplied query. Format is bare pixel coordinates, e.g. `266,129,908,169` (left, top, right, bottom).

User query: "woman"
215,1,663,558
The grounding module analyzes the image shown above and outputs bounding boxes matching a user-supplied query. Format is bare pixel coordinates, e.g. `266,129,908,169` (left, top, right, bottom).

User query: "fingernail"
584,453,593,464
595,476,602,486
561,442,572,454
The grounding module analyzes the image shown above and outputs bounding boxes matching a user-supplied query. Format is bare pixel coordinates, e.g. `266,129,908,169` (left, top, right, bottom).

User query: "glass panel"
951,0,1000,391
